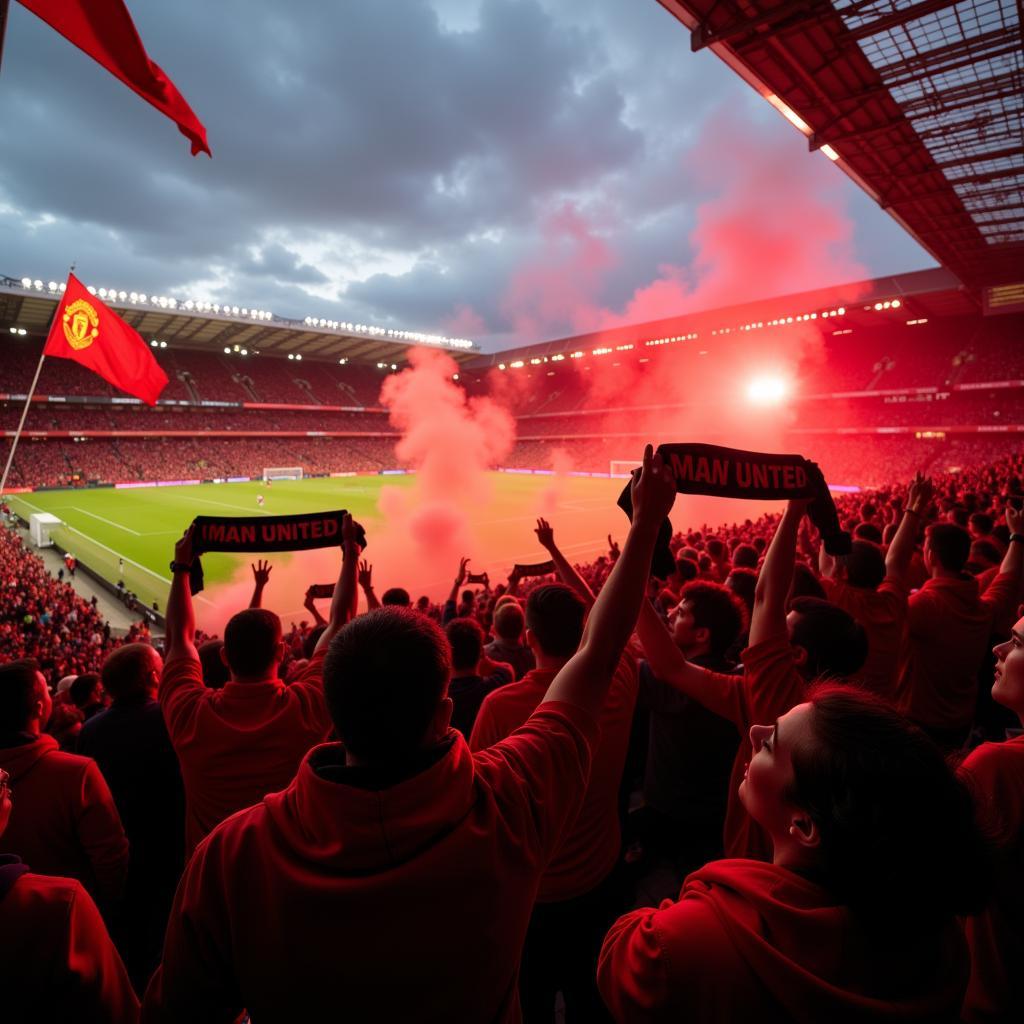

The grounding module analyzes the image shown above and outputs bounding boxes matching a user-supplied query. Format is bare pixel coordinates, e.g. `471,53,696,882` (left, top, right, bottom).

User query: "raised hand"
535,518,555,551
1006,503,1024,536
455,556,470,586
907,472,933,515
358,560,373,590
251,559,272,587
631,445,677,527
175,526,195,567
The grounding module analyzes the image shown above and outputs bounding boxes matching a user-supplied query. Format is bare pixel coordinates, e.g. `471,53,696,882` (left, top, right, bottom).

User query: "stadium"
1,0,1023,1020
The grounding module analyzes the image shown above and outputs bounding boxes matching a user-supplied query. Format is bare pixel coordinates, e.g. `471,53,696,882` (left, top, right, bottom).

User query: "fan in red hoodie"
959,607,1024,1023
143,449,679,1023
0,765,138,1023
599,686,989,1022
0,659,128,909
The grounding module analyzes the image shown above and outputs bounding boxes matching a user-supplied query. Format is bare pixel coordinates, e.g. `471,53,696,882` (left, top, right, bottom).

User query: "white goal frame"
609,459,638,478
262,466,304,482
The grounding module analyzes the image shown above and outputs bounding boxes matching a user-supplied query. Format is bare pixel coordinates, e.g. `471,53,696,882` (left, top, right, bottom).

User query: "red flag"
44,274,170,405
17,0,210,156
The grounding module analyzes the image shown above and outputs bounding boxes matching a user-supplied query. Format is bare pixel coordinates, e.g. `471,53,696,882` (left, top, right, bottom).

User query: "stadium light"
224,347,231,354
20,277,31,288
160,341,167,348
746,376,790,406
765,94,810,134
820,145,840,161
295,354,302,361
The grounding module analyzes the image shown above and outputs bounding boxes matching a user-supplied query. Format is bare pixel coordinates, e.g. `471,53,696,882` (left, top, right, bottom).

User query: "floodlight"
746,376,790,406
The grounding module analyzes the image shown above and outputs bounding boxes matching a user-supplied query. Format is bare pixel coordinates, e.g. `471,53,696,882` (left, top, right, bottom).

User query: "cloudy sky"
1,0,934,351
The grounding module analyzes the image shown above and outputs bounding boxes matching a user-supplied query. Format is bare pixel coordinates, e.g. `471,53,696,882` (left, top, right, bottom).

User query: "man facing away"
142,447,678,1023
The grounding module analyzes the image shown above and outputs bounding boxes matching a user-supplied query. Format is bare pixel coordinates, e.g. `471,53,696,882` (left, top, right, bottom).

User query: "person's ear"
219,647,230,667
276,640,288,664
524,627,538,653
694,625,710,648
791,645,808,667
433,696,453,736
787,812,821,849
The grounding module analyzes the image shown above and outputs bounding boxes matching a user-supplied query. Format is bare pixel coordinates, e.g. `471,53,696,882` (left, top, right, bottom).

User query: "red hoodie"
0,734,128,905
0,866,139,1023
142,702,597,1023
599,860,968,1023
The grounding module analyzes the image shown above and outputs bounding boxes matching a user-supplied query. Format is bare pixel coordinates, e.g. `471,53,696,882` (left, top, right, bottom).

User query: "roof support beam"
937,145,1024,171
690,0,822,51
844,0,964,42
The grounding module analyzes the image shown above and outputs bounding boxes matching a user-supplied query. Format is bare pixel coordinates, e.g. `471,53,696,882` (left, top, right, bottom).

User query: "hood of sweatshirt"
262,734,479,873
685,859,967,1023
0,734,60,783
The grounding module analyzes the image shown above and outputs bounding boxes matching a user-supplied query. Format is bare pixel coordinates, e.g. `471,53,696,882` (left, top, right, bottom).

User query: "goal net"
609,460,639,478
262,466,304,482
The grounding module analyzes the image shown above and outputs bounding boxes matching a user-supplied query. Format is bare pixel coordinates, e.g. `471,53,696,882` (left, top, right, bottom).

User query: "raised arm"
885,472,932,585
635,599,739,722
248,559,272,609
543,445,676,717
313,513,361,656
535,517,596,610
749,499,807,647
165,528,199,663
303,588,327,628
996,505,1024,578
358,559,380,611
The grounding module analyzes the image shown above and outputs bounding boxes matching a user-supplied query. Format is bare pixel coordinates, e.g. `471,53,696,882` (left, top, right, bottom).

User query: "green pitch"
8,473,627,616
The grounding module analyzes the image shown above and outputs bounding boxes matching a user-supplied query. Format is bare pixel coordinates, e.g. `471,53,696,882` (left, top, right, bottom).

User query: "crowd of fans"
1,442,1023,1021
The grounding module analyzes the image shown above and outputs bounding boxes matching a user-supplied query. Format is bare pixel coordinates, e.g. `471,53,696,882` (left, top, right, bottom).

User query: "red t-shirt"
470,656,639,901
683,633,806,862
896,572,1019,730
599,859,968,1023
820,576,907,699
142,703,597,1024
959,735,1024,1023
0,872,138,1024
160,649,333,853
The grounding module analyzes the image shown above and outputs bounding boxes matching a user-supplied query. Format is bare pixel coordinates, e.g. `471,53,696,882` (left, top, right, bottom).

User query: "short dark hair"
853,522,883,545
679,582,748,659
725,568,757,615
69,673,102,708
969,512,993,535
969,539,1001,568
789,685,991,925
789,597,867,679
790,563,826,602
732,543,759,569
198,640,230,689
446,617,484,672
382,588,411,607
525,584,586,659
323,608,450,761
674,556,698,584
926,523,971,573
302,625,327,660
493,601,524,642
844,539,886,590
101,643,156,701
706,538,727,560
0,659,42,734
223,608,282,678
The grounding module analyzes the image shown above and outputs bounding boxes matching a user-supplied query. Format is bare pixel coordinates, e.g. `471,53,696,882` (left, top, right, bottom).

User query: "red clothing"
142,703,597,1024
895,572,1019,730
820,576,907,698
470,657,638,901
599,859,968,1023
0,869,139,1024
686,634,805,861
959,735,1024,1023
160,649,332,853
0,734,128,903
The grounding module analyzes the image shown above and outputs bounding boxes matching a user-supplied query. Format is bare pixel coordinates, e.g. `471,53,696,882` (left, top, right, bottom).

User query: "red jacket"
0,866,139,1023
160,649,333,853
0,734,128,904
142,703,597,1023
599,859,968,1023
959,735,1024,1023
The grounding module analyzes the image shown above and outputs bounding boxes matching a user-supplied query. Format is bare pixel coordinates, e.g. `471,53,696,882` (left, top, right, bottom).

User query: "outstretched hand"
358,559,373,589
455,556,470,586
251,559,272,587
342,512,364,549
907,471,933,515
175,526,195,566
535,518,555,551
631,445,677,527
1006,503,1024,536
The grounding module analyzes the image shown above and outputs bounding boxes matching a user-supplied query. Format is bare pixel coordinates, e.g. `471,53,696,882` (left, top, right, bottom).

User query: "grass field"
8,474,634,630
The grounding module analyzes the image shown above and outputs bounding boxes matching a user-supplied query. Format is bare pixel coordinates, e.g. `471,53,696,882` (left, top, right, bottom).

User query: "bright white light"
891,298,901,308
20,277,31,288
48,281,58,291
150,340,158,347
295,354,302,361
160,341,167,348
746,376,790,406
224,347,231,354
820,145,840,161
18,329,26,336
765,94,811,134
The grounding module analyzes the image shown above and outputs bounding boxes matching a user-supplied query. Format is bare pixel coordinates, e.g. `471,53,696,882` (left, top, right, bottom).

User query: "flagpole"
0,346,46,496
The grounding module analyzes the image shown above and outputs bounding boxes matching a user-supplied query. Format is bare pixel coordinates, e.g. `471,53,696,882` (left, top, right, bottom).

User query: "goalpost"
262,466,304,482
609,459,639,478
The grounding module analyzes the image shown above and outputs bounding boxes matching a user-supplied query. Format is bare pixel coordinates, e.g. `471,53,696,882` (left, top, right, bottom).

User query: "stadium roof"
0,276,479,366
465,266,978,367
655,0,1024,298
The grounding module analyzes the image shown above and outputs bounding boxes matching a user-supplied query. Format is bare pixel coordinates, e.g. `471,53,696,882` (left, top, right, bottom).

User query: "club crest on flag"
62,299,100,350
